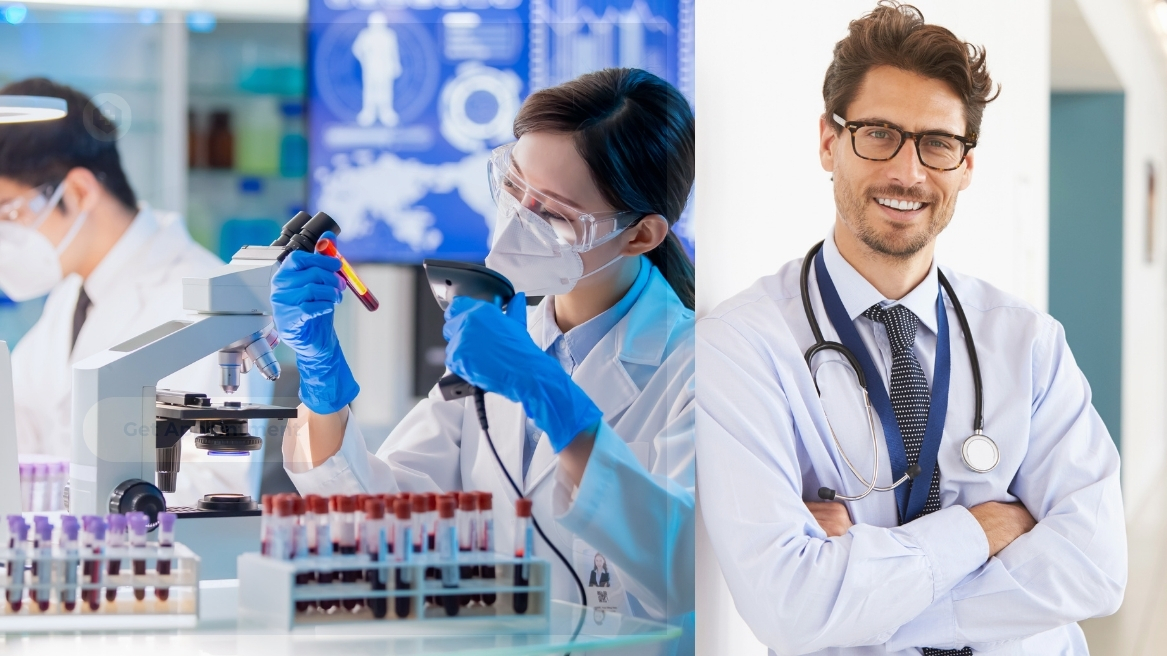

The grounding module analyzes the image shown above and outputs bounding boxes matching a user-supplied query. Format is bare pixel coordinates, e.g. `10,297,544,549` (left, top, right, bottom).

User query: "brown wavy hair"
824,1,999,140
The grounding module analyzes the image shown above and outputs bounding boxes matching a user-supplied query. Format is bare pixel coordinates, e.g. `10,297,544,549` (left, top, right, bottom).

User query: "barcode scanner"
421,259,588,617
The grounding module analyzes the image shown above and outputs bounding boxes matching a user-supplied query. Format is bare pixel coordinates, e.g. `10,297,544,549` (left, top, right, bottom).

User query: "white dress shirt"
696,230,1126,655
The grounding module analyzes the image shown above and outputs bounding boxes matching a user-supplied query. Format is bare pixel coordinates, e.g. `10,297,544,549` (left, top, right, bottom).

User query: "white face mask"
0,184,88,302
485,192,624,296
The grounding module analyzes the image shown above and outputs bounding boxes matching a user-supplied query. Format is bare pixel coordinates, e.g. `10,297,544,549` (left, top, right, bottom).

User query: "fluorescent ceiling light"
0,96,67,124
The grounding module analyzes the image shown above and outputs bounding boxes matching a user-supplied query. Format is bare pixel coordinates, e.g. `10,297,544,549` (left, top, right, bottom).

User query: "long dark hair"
512,68,695,310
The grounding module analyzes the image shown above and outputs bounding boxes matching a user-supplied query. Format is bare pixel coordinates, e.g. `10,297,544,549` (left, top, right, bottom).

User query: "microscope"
69,211,340,578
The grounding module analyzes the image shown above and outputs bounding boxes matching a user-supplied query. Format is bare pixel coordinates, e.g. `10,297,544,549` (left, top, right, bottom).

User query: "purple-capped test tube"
59,515,79,612
127,512,148,601
105,514,127,603
6,516,27,611
87,517,106,611
156,512,176,601
31,517,51,611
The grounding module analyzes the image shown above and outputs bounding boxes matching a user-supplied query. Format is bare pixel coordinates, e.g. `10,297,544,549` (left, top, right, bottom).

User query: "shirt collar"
822,227,939,334
83,204,154,306
538,255,652,361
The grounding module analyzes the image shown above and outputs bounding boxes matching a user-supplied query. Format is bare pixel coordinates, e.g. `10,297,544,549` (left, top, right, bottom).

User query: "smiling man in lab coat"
696,3,1126,655
0,78,259,506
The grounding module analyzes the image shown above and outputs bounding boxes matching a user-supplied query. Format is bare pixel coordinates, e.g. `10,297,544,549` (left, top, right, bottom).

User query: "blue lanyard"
814,249,951,523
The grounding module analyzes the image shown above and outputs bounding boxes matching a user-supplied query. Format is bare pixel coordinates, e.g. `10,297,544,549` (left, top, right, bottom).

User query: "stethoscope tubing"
801,241,987,501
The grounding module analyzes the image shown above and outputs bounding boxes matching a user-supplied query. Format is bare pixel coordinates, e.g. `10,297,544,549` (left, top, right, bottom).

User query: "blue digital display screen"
308,0,694,264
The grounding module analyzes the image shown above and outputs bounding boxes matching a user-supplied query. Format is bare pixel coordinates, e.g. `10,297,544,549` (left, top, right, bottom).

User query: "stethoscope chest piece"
961,432,999,473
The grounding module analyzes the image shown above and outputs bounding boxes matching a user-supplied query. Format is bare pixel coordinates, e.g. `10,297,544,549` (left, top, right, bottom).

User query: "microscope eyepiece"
277,211,342,262
272,210,313,247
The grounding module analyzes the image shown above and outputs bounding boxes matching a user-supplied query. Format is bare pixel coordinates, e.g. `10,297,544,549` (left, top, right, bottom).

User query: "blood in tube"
313,496,336,612
513,498,534,615
127,512,148,601
30,516,49,610
291,497,311,612
336,496,360,611
457,492,477,606
393,498,413,619
59,515,79,612
315,237,379,311
436,496,460,616
364,498,388,619
6,516,27,612
87,517,106,611
478,492,497,606
156,512,177,602
104,514,126,603
260,494,274,556
304,494,321,588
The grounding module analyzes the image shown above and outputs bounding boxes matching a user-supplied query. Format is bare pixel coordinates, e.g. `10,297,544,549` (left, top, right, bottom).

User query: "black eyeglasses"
833,114,977,172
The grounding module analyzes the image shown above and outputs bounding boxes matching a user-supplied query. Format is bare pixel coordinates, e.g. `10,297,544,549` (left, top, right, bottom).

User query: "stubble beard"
835,176,956,260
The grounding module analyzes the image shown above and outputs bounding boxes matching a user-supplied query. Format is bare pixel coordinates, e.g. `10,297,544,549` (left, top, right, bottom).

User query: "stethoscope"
800,241,999,503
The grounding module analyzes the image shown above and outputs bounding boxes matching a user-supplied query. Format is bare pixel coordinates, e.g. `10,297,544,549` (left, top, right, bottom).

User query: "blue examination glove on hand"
270,238,360,415
443,293,602,452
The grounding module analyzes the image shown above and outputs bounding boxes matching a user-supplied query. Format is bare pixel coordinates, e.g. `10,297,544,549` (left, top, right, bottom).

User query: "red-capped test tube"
457,492,477,606
513,498,534,615
312,496,336,612
436,496,460,617
393,498,413,619
478,492,496,606
157,512,177,602
315,237,379,311
364,498,388,619
335,496,361,611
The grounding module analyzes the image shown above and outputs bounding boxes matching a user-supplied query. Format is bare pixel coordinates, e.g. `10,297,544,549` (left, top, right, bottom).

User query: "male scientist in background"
0,78,259,506
696,3,1125,654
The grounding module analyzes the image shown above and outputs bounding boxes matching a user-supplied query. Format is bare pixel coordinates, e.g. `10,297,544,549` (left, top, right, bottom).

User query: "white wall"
1074,0,1167,519
695,1,1051,652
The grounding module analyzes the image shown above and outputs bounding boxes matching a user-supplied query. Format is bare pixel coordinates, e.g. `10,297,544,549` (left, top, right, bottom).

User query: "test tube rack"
238,551,551,633
0,542,199,631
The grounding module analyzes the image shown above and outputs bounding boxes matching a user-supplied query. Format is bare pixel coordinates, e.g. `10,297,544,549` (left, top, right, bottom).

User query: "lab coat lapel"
483,389,526,496
523,268,679,493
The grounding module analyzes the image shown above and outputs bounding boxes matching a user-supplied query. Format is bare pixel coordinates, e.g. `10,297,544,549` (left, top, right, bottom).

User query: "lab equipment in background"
219,177,281,262
279,101,307,178
0,512,199,629
237,492,550,631
315,236,379,312
68,213,318,580
236,97,281,176
188,109,204,169
207,110,234,169
17,456,67,512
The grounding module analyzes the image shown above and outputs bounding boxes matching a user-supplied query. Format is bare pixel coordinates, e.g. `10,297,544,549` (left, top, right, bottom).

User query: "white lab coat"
284,266,695,652
12,205,262,506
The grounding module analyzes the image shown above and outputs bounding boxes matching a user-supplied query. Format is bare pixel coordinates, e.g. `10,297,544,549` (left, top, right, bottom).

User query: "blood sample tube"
478,492,496,606
329,494,344,554
289,497,310,612
87,517,106,611
411,494,427,557
436,496,460,616
304,494,322,559
353,493,370,552
363,498,388,619
425,493,438,551
59,515,79,612
272,496,294,561
127,511,148,601
392,498,413,618
104,514,127,603
314,237,379,311
457,492,477,605
335,496,360,611
513,498,534,615
30,516,49,610
6,516,27,612
156,512,176,602
260,494,274,556
313,495,336,612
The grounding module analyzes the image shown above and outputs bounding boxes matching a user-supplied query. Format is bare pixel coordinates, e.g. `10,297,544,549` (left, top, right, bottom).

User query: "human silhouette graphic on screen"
353,11,402,127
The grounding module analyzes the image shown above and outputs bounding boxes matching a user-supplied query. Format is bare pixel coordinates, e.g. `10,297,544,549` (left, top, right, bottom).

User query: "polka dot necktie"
864,304,972,656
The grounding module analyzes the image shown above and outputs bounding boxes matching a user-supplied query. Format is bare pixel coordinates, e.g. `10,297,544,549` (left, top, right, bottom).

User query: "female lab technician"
271,68,695,648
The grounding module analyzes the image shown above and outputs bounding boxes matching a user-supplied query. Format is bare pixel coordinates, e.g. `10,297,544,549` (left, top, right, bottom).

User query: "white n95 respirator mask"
485,192,626,297
0,183,88,301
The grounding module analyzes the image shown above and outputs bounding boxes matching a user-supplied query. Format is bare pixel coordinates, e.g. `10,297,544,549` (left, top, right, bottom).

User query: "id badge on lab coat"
573,538,631,618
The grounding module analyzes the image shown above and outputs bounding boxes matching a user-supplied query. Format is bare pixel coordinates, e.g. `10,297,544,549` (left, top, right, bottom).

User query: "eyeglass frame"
0,183,61,225
486,142,647,251
832,113,977,172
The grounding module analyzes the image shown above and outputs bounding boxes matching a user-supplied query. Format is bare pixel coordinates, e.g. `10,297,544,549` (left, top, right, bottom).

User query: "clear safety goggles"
488,142,645,252
0,184,61,226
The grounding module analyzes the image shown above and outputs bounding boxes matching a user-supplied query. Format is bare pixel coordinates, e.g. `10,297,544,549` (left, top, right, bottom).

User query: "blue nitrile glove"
270,234,360,414
443,293,602,452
